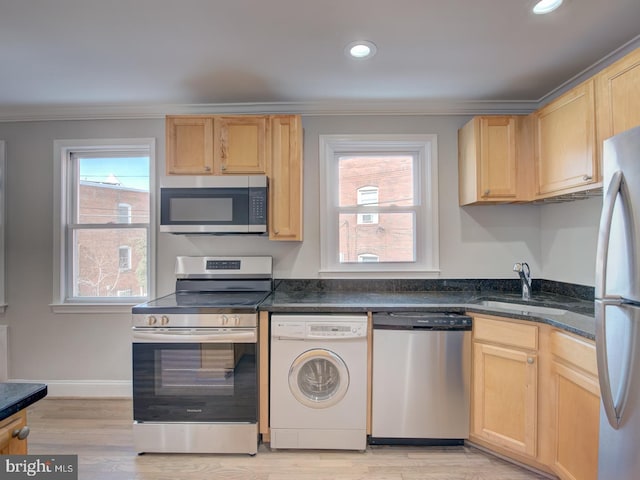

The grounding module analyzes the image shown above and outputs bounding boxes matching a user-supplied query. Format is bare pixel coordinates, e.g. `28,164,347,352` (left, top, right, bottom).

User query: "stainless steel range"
131,256,272,455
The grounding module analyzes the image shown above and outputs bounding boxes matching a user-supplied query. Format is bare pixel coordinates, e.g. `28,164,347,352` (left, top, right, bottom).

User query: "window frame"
52,138,156,312
319,134,439,277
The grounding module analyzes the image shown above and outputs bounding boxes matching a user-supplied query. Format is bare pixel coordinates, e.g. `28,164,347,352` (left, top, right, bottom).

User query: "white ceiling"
1,0,639,119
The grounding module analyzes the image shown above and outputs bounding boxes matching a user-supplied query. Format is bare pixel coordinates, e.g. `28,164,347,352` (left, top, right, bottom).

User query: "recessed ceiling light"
533,0,563,14
345,40,377,59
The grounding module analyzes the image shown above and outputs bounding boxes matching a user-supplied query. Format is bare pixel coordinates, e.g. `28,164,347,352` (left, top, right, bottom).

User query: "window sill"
319,268,441,279
49,303,139,314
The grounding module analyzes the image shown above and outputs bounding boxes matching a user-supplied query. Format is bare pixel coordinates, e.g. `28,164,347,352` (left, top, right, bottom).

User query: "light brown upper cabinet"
166,116,214,175
458,116,518,205
268,115,303,241
214,116,269,174
596,47,640,158
165,114,304,241
534,79,599,198
167,115,268,175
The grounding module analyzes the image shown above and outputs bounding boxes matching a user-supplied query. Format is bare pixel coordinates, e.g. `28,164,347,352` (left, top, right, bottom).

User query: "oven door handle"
132,328,257,343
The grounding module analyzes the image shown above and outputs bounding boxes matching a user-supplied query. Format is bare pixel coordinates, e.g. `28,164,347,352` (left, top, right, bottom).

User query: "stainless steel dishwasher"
370,312,472,445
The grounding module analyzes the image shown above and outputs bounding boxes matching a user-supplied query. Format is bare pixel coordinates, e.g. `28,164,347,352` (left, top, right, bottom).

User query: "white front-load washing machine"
270,314,368,450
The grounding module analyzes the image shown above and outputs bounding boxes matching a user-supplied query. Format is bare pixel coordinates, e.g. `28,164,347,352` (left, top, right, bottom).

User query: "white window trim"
51,138,156,313
319,134,440,277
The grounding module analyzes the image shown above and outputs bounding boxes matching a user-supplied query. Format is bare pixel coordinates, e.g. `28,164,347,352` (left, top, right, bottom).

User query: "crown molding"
539,34,640,105
0,99,539,123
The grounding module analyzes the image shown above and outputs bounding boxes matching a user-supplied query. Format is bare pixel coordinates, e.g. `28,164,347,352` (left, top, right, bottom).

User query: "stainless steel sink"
478,300,567,316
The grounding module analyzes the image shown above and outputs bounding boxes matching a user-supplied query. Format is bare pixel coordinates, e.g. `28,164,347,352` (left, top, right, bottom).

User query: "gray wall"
0,114,599,394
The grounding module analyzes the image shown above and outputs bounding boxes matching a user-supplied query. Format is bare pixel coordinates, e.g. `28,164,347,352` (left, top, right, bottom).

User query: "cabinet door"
596,48,640,153
268,115,303,241
472,342,537,457
458,116,518,205
551,361,600,480
479,116,518,200
549,330,600,480
535,80,597,197
166,116,214,175
214,116,268,174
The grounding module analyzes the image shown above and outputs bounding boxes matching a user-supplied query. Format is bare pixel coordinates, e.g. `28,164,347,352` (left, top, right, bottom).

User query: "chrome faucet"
513,262,531,300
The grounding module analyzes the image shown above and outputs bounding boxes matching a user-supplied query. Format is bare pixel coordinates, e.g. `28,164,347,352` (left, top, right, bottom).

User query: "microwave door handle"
132,329,257,343
595,170,625,301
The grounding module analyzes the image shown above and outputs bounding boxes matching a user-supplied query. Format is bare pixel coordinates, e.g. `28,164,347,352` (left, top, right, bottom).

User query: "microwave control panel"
249,187,267,225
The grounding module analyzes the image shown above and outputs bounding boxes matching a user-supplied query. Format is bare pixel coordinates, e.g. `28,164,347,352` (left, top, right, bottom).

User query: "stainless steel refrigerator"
596,125,640,479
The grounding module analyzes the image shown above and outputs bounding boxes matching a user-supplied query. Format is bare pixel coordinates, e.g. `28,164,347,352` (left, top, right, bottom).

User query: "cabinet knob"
12,426,30,440
204,166,211,172
527,357,535,364
483,189,490,196
221,164,227,171
583,175,593,181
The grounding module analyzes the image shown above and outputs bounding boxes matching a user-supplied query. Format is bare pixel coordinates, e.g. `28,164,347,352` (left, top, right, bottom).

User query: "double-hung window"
319,134,439,275
53,139,155,309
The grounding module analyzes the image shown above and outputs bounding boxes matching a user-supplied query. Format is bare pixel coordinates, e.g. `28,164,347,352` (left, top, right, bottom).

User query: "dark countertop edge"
261,303,595,340
0,384,48,421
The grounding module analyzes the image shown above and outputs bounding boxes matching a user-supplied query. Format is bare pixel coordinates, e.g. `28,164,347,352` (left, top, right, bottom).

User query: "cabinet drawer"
0,410,26,453
473,316,538,350
551,330,597,377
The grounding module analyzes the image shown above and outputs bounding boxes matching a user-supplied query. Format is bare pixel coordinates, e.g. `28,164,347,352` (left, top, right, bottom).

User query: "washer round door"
288,348,350,409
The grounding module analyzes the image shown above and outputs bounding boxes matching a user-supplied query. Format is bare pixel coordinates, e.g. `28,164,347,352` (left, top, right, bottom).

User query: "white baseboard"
8,379,132,398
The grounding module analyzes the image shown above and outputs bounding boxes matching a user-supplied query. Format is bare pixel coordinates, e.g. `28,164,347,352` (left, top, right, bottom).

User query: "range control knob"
147,316,157,326
161,315,170,326
231,315,240,325
221,315,229,325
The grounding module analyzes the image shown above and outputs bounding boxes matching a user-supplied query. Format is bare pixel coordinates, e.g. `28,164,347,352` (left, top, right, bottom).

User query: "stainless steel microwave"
160,175,267,234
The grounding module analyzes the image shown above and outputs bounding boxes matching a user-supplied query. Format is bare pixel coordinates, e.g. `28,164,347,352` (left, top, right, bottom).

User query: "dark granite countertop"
261,289,596,340
0,383,48,421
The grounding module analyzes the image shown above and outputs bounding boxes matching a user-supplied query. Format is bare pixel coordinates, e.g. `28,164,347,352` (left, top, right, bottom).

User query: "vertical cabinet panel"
268,115,303,241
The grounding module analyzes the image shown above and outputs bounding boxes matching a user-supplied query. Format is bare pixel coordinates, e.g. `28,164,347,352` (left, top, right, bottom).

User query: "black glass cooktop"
132,290,271,314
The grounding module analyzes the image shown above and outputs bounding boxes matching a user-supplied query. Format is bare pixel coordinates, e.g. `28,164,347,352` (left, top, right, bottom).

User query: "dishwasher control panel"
373,312,472,330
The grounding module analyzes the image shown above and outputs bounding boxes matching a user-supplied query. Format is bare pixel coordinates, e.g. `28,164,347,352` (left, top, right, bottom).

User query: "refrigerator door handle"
596,300,633,429
595,170,625,301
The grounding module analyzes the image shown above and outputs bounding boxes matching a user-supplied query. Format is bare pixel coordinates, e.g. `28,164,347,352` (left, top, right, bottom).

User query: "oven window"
133,342,257,423
156,344,236,396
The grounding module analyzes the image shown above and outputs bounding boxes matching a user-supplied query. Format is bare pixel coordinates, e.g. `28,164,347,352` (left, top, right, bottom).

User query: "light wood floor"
26,398,548,480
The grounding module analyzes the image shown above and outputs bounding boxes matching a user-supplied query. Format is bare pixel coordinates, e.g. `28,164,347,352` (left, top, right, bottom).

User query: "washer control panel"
271,315,368,340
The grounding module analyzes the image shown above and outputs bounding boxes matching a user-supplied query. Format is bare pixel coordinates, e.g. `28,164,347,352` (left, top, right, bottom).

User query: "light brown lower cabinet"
469,314,600,478
471,316,539,461
0,409,28,454
549,330,600,480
